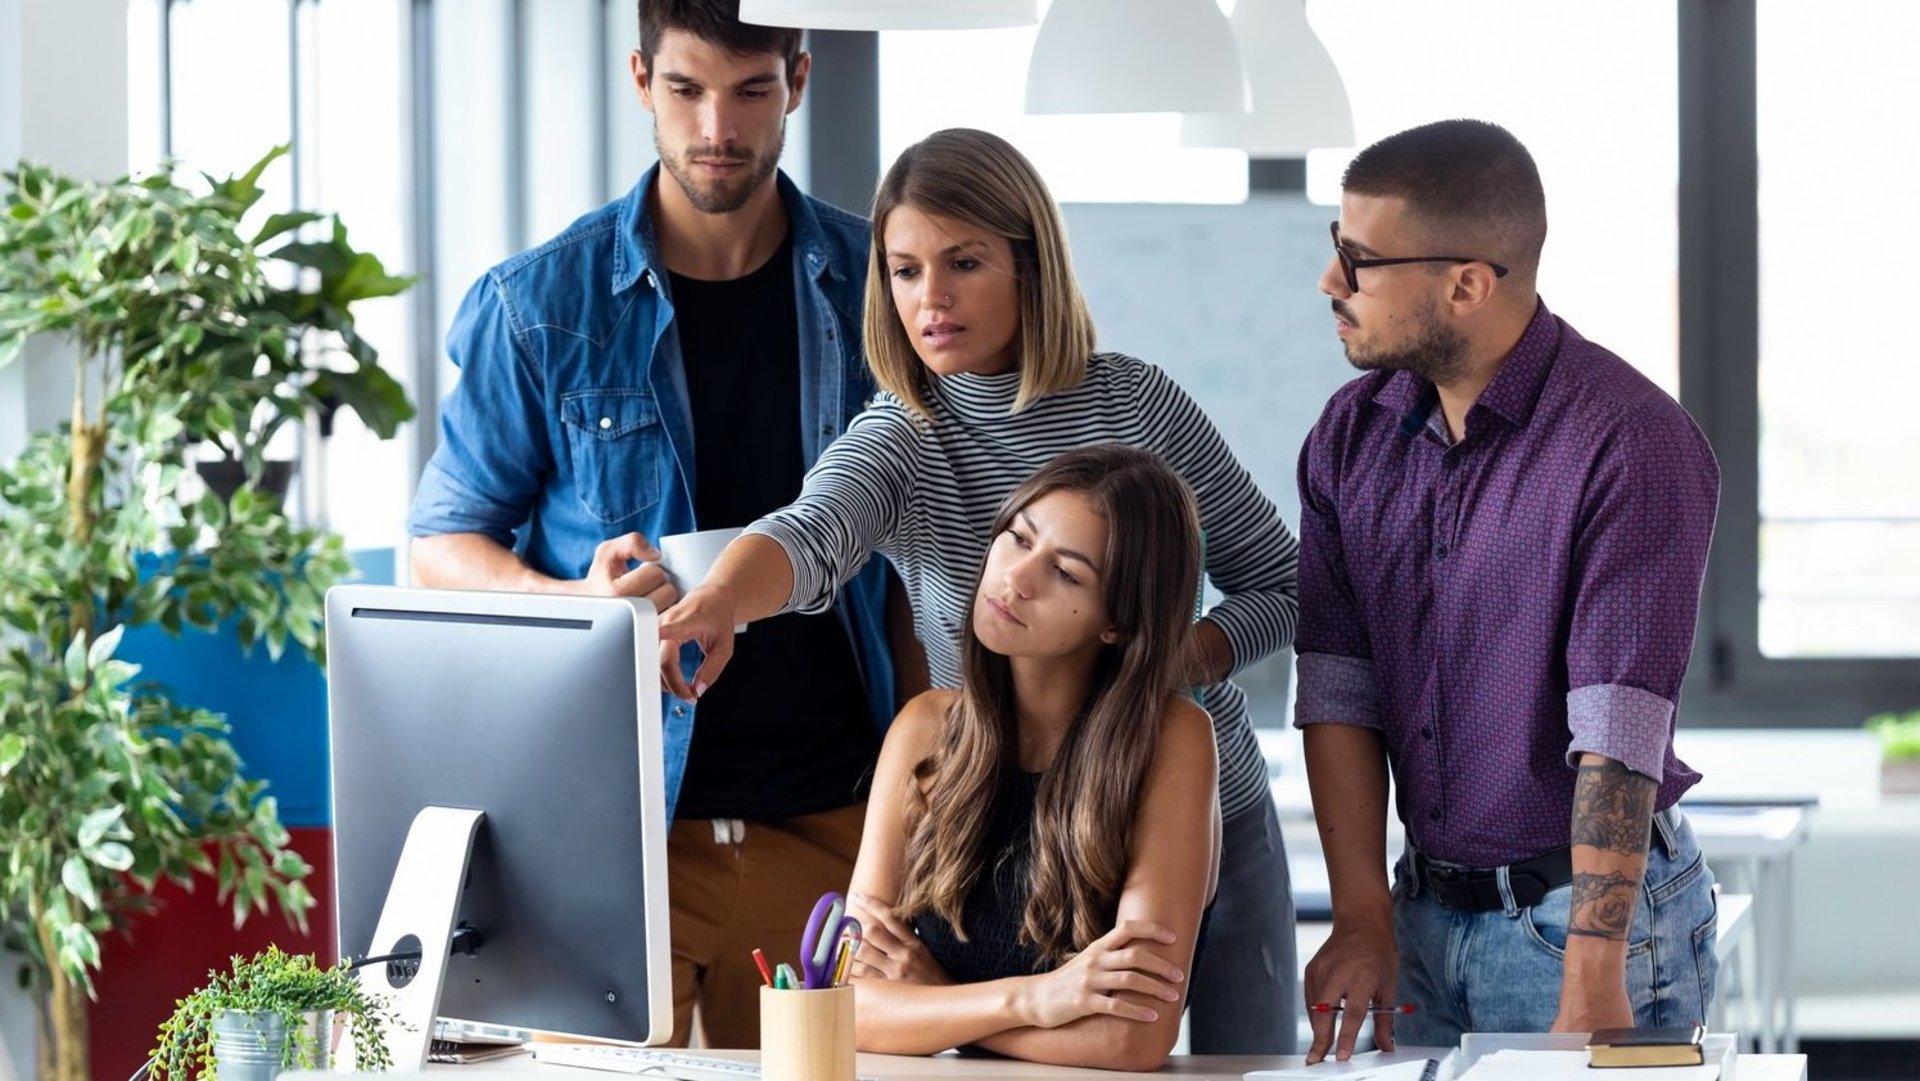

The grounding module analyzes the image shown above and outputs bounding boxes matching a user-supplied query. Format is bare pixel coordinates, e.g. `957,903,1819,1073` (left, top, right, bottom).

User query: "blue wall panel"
116,548,394,828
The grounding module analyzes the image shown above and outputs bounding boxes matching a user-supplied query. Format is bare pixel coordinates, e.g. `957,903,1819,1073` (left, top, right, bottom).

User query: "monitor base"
343,804,485,1068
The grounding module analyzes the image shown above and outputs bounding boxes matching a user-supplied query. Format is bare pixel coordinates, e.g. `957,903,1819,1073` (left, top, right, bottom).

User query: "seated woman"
842,444,1221,1072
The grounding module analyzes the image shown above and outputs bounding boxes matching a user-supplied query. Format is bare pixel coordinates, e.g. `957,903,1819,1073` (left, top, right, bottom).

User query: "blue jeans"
1186,797,1299,1053
1393,808,1719,1044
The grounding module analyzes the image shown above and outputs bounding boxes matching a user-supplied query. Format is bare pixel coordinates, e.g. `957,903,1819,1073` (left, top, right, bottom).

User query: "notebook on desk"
428,1035,528,1064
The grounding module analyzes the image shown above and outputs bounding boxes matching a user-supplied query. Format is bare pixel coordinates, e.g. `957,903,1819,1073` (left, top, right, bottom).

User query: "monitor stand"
342,805,485,1069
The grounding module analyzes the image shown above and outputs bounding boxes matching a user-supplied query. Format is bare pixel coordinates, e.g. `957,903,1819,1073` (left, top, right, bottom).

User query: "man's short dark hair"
1343,119,1547,281
638,0,804,83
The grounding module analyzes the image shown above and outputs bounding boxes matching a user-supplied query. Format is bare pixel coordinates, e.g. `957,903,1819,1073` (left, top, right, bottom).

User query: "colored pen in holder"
759,984,854,1081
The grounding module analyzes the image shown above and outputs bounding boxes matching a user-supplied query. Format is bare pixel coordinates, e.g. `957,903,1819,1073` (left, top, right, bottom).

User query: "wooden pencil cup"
759,985,854,1081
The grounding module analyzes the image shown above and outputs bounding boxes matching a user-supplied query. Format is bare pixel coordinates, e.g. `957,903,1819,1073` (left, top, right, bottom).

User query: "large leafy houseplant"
0,148,414,1081
150,946,397,1080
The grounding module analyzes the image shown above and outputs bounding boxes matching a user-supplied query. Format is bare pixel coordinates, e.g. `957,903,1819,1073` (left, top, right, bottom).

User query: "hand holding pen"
1309,1002,1416,1015
1303,928,1401,1064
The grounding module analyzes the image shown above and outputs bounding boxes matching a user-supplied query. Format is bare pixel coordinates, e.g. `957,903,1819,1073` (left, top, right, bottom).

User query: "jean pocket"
561,388,667,524
1518,882,1654,961
1691,889,1720,1021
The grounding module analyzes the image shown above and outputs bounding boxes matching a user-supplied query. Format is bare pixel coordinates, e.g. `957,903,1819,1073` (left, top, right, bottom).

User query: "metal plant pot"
211,1009,332,1081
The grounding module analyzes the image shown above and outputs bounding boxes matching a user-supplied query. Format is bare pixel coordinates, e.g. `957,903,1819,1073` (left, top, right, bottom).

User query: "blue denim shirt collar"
612,165,857,296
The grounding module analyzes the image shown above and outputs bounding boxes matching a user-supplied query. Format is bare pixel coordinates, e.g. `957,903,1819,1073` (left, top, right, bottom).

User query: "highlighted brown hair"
864,128,1096,417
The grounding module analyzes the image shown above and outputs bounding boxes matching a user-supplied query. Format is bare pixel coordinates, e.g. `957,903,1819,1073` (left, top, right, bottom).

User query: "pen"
775,962,798,990
752,948,775,988
830,937,854,986
1309,1002,1417,1014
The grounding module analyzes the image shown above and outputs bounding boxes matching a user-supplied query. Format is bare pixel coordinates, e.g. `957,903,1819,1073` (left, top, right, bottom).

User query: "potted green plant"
148,946,397,1081
0,149,414,1081
1867,709,1920,796
123,146,416,503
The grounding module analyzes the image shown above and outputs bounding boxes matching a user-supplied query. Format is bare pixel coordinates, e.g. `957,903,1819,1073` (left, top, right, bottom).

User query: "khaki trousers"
665,802,867,1049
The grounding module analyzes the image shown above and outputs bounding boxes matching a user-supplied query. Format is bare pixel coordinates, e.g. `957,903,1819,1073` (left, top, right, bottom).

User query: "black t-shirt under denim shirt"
668,233,877,821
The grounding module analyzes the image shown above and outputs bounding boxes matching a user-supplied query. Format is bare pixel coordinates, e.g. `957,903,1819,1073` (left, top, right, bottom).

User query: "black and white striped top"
745,352,1300,820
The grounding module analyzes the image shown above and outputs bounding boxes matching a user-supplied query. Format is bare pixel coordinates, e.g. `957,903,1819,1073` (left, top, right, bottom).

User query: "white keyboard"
530,1044,760,1079
530,1044,879,1081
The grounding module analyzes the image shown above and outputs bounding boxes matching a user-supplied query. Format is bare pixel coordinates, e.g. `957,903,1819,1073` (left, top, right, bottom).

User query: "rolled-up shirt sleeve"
1563,412,1720,781
744,399,920,615
1292,396,1382,730
408,274,550,548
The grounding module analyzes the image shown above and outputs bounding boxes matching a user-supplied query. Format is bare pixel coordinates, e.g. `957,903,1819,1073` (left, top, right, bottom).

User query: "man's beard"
1336,297,1470,385
657,124,784,214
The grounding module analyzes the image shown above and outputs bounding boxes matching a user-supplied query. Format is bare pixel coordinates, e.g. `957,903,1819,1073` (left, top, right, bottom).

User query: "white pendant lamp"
739,0,1037,30
1181,0,1352,153
1025,0,1249,116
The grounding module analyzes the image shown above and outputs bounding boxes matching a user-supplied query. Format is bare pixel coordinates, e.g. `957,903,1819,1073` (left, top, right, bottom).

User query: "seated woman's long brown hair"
895,442,1204,965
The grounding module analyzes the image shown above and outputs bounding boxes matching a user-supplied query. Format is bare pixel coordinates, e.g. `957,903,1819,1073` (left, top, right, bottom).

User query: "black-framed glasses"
1329,221,1509,293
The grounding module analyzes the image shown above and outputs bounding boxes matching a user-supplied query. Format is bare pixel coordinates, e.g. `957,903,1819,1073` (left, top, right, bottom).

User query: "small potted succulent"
149,946,398,1081
1867,709,1920,796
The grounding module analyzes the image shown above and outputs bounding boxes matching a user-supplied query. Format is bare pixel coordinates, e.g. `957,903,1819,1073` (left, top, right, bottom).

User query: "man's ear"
786,51,812,114
1447,261,1500,315
631,49,655,112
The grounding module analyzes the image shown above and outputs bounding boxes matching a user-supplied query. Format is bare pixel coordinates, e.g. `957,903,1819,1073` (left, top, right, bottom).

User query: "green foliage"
150,946,398,1080
0,145,414,1057
0,145,417,479
1867,710,1920,761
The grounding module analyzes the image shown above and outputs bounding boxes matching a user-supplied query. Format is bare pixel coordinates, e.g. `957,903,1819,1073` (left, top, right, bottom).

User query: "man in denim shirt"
408,0,897,1048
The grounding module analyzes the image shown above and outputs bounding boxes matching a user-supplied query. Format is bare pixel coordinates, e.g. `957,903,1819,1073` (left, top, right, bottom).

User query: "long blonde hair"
863,128,1096,418
896,445,1202,965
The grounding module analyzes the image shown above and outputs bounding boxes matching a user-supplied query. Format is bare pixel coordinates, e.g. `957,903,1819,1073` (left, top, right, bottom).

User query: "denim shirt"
408,166,896,819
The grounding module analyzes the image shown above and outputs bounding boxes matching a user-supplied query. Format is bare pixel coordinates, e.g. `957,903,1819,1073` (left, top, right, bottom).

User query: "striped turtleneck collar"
928,367,1027,423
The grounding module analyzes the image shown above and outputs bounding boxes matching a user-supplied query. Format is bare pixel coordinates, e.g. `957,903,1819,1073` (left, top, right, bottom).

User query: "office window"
126,0,414,550
1308,0,1679,396
306,0,412,547
167,0,296,205
877,2,1249,204
1755,0,1920,658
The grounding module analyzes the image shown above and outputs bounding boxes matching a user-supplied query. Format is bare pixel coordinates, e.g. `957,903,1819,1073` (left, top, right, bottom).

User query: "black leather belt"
1411,847,1573,912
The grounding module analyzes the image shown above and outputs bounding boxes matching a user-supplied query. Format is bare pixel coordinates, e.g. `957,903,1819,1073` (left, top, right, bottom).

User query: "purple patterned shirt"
1293,302,1719,867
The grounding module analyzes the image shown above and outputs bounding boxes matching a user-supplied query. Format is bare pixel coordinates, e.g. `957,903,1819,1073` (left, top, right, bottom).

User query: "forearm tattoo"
1570,758,1656,855
1566,758,1656,943
1567,870,1638,941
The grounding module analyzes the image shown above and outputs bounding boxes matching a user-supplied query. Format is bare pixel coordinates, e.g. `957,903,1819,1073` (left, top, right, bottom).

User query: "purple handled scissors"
800,890,861,989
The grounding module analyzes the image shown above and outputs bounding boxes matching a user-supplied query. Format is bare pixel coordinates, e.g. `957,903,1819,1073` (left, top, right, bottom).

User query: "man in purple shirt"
1294,120,1721,1061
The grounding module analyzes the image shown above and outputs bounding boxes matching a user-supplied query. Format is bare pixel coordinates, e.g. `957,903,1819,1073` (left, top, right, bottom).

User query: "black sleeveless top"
912,766,1215,993
912,768,1049,982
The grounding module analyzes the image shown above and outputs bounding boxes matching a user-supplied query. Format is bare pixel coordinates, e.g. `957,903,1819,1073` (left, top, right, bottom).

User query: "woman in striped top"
658,127,1302,1052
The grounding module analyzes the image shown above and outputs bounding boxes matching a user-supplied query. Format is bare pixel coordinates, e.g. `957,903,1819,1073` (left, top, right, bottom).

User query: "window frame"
1677,0,1920,727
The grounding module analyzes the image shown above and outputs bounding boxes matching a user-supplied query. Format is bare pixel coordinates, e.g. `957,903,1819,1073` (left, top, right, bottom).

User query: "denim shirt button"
599,416,612,430
672,705,685,717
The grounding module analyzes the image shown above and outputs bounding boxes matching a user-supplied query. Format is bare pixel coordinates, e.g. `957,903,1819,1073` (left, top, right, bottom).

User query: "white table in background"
1684,802,1811,1054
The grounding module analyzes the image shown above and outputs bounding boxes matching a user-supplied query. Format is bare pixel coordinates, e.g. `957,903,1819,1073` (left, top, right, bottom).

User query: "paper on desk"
1244,1051,1446,1080
1456,1049,1720,1080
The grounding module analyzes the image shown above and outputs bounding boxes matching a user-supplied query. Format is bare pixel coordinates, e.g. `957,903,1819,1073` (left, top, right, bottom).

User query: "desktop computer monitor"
326,585,673,1063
